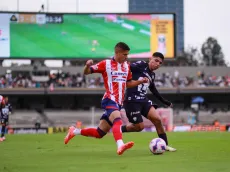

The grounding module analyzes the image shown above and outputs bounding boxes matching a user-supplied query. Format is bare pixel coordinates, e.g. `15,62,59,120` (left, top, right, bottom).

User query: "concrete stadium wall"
9,110,230,127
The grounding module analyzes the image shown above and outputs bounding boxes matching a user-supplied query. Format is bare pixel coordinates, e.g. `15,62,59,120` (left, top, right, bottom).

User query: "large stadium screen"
0,13,175,59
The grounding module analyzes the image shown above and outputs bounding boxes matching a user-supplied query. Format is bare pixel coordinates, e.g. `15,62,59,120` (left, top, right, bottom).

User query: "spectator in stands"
187,109,196,125
213,119,220,127
76,73,83,87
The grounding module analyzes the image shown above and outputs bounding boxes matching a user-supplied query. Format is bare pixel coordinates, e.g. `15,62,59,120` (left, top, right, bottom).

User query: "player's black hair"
152,52,164,61
115,42,130,51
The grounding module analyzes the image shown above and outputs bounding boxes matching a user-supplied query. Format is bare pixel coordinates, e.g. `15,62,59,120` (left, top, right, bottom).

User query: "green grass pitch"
10,15,150,58
0,132,229,172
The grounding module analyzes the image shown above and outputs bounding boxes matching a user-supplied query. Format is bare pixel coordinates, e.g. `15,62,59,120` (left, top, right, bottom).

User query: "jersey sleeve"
149,82,171,106
1,99,5,106
127,64,132,81
90,60,106,74
130,61,147,72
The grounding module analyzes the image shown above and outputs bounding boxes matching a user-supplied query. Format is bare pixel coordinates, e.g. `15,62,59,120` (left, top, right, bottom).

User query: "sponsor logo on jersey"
112,78,126,82
111,71,127,76
131,111,140,115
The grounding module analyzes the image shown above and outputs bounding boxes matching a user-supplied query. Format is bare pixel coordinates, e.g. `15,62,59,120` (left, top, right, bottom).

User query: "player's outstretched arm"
83,60,94,75
126,77,149,88
149,82,172,107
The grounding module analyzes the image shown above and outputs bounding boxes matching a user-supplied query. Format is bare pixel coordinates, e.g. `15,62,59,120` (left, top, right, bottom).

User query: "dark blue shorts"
123,100,158,124
100,98,122,126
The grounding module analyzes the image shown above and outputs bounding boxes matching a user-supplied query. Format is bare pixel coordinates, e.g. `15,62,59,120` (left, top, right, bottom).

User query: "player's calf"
109,110,134,155
151,119,169,145
80,127,106,139
147,108,169,145
112,117,124,147
1,124,6,139
153,118,165,134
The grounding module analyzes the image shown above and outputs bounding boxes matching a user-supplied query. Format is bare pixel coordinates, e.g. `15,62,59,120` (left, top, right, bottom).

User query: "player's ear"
149,57,152,62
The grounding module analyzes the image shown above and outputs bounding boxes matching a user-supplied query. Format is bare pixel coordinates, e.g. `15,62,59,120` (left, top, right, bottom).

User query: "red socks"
80,118,123,143
112,118,123,141
80,128,102,138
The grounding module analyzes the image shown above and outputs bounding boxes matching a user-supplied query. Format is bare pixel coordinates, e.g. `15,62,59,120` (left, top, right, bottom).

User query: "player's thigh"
147,107,165,133
109,110,122,122
146,106,162,124
101,98,122,123
98,119,112,134
123,102,144,125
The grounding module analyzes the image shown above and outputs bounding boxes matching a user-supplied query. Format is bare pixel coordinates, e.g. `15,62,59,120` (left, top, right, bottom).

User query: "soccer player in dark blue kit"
122,52,176,151
0,96,12,142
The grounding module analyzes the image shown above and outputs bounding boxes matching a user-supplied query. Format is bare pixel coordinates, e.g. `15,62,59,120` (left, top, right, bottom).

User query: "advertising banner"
11,128,48,134
150,14,175,58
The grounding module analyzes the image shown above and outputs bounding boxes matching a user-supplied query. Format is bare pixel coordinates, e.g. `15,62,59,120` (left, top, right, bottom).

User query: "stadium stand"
1,66,230,88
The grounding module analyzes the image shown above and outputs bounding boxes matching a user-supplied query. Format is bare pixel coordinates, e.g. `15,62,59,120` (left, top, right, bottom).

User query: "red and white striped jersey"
90,58,132,105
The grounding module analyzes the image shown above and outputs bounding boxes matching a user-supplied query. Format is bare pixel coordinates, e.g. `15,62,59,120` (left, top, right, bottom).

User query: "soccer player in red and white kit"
64,42,148,155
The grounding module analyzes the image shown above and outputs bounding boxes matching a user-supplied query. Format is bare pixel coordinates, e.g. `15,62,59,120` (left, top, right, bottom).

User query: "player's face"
117,50,129,63
5,97,8,103
149,56,163,71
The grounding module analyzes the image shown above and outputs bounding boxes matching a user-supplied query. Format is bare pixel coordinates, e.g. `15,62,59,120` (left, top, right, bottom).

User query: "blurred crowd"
1,70,230,89
154,70,230,88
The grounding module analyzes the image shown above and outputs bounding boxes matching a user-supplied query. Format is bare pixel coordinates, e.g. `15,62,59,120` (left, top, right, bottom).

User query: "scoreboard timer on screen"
46,14,63,24
9,13,63,24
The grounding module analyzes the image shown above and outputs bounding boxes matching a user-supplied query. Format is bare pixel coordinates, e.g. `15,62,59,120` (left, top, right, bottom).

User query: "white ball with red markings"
149,138,166,155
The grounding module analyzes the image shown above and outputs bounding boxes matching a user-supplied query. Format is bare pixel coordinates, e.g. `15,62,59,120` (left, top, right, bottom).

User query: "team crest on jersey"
122,66,127,72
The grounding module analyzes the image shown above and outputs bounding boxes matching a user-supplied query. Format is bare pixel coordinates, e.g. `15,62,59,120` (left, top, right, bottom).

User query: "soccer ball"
149,138,166,155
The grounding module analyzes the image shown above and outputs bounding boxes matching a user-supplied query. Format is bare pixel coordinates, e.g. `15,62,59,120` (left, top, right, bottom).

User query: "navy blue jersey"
125,61,171,106
1,103,12,119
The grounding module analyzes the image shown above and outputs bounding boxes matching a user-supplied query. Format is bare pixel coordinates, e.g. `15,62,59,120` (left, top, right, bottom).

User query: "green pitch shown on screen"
10,14,152,59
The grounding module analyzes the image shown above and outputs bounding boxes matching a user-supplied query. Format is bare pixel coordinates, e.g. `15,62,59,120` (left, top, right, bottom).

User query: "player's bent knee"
109,110,121,122
96,127,107,139
134,123,144,132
